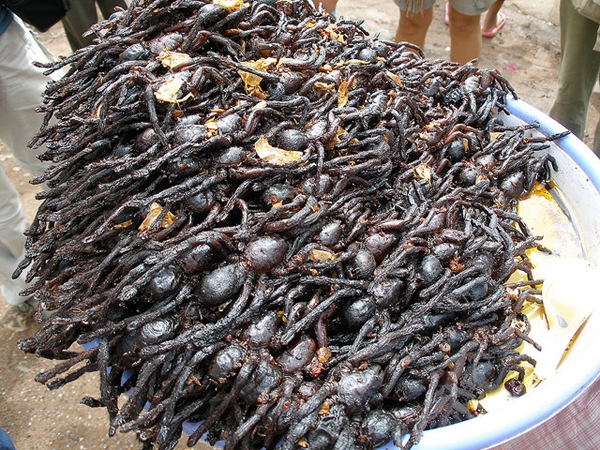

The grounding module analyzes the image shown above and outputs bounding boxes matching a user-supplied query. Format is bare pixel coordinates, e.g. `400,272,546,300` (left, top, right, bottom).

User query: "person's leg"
0,428,15,450
96,0,128,20
0,167,29,306
446,0,496,63
0,17,56,306
316,0,338,14
447,4,482,64
395,6,434,50
61,0,99,51
594,118,600,158
0,17,56,177
482,0,505,33
549,0,600,141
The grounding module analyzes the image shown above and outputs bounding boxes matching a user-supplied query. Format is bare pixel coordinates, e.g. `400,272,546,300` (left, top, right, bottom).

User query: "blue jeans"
0,428,15,450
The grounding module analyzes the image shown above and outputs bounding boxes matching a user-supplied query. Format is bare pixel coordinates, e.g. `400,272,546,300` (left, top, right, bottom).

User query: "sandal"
481,11,506,38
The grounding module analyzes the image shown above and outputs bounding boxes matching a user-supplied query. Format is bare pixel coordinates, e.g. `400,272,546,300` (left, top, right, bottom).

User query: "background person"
549,0,600,157
61,0,127,51
319,0,337,14
0,428,15,450
481,0,506,37
394,0,497,65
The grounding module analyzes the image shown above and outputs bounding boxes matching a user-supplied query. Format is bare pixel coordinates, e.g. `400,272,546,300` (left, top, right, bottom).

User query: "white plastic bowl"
396,97,600,450
84,98,600,450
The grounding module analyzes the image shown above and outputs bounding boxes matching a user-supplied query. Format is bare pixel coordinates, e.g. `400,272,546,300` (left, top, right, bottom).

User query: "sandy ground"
1,1,599,449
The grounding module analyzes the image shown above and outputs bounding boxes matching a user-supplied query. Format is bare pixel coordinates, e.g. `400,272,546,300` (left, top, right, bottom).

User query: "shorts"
393,0,496,16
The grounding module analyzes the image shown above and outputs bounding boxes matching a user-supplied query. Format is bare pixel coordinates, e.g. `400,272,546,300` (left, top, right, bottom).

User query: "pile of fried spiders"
17,0,562,449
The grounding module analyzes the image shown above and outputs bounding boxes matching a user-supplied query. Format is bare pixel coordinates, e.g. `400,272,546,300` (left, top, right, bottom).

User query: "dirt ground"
0,1,598,449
